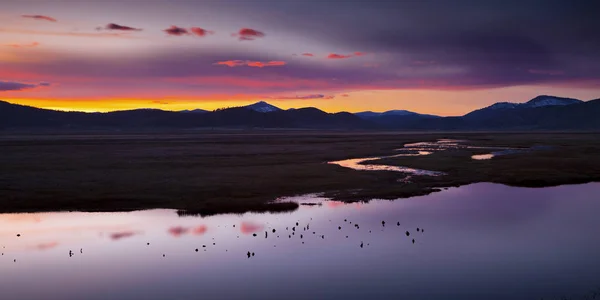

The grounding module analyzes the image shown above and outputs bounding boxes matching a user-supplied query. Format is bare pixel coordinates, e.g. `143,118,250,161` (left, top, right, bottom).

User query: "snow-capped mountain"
244,101,282,113
485,102,520,110
482,95,583,111
523,95,583,108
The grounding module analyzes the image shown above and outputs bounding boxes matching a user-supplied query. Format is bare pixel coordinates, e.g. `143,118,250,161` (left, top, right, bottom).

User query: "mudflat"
1,131,599,215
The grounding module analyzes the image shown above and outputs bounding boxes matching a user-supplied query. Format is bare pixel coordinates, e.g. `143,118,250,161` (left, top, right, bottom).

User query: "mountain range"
1,95,599,131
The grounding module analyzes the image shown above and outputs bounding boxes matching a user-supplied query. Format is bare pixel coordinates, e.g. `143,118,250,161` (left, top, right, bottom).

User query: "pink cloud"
266,94,334,100
328,52,366,59
22,15,57,22
164,26,189,36
167,76,333,89
328,53,353,59
5,42,39,48
214,60,286,68
302,53,314,57
341,94,349,97
191,27,214,37
0,28,137,39
247,61,286,67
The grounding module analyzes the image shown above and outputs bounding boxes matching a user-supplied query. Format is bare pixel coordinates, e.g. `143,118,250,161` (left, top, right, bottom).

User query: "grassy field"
1,131,599,215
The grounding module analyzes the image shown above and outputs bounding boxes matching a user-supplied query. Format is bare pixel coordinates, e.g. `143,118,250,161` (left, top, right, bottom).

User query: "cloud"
327,52,365,59
105,23,142,31
302,53,314,57
190,27,214,37
214,60,286,68
266,94,335,100
168,226,189,237
22,15,57,22
235,28,265,41
327,53,353,59
341,94,350,97
247,61,286,67
0,81,50,91
109,231,138,241
528,69,565,76
0,28,137,39
240,221,263,234
152,100,169,104
164,26,189,36
5,42,39,48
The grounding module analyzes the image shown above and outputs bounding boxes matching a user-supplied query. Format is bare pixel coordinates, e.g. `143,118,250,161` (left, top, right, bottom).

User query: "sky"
1,0,599,116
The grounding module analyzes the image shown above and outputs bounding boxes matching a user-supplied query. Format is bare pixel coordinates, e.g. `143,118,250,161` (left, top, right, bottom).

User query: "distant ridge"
1,95,599,130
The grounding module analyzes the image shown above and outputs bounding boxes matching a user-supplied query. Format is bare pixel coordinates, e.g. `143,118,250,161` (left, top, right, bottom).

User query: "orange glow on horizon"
3,85,600,116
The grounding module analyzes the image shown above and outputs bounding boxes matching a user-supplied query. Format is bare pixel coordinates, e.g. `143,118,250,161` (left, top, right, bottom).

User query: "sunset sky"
1,0,599,116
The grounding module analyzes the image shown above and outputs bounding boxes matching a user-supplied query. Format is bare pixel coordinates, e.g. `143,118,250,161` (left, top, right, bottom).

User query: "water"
328,151,441,176
1,183,599,300
472,146,554,160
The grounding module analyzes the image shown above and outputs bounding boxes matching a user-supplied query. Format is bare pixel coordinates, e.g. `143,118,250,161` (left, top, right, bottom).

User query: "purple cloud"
164,26,189,36
22,15,57,22
0,81,50,91
105,23,142,31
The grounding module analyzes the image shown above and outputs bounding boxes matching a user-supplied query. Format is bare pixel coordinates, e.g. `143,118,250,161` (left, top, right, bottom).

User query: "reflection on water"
328,155,441,176
472,154,495,160
1,183,600,300
471,146,554,160
328,139,451,176
329,139,550,168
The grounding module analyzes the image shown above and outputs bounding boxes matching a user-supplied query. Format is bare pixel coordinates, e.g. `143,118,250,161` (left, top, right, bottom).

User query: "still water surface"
1,183,599,300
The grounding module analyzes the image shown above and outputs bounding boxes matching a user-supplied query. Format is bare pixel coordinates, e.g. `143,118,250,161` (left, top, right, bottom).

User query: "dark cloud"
236,28,264,41
21,15,57,22
109,231,138,241
105,23,142,31
0,81,49,91
164,26,189,36
214,60,286,67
